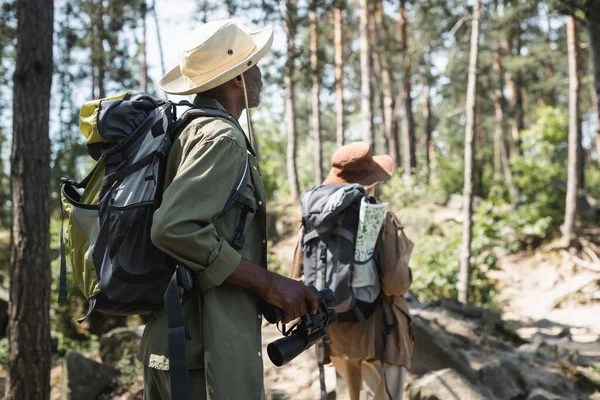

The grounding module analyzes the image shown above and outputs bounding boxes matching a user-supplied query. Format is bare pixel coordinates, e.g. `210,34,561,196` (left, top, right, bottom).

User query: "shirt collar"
192,95,226,111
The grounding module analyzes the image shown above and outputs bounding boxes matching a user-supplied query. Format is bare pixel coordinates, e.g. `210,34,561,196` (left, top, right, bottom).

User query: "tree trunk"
475,103,484,198
399,0,416,175
458,0,480,305
310,1,322,185
140,0,148,92
562,15,581,247
369,7,384,153
334,5,345,148
89,0,96,98
151,0,166,78
545,10,555,106
359,0,373,145
96,0,105,98
492,9,520,205
591,85,600,167
504,12,523,156
374,0,399,167
422,86,433,184
6,0,53,396
284,0,300,200
590,1,600,166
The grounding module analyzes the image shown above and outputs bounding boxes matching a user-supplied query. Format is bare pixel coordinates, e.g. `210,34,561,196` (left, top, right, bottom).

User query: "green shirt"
137,96,267,399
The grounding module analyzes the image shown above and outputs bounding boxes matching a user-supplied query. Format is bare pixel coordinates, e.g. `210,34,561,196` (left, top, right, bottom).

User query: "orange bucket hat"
323,142,394,189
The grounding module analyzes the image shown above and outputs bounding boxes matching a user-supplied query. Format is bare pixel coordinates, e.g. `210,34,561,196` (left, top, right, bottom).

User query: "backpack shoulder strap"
173,105,255,250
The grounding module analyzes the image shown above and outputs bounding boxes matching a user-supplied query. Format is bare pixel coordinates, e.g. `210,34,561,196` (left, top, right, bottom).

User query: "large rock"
410,315,477,382
526,388,565,400
408,369,489,400
60,352,119,400
479,353,585,400
99,326,144,367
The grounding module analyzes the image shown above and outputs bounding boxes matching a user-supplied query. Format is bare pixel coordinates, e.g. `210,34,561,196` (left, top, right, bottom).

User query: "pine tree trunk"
475,103,484,198
151,0,166,77
458,0,480,305
369,8,384,152
284,0,300,200
310,1,322,185
422,86,433,184
6,0,53,396
399,0,416,175
359,0,373,145
562,15,581,247
89,0,96,98
592,86,600,167
375,0,399,167
545,11,555,106
493,29,520,205
140,0,148,92
96,0,105,98
504,13,524,156
334,5,345,148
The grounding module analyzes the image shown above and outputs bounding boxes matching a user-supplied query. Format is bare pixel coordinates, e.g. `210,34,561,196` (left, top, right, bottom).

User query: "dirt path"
495,250,600,363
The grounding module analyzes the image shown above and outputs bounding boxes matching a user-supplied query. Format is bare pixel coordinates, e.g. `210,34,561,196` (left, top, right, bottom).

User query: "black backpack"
59,91,254,400
300,184,384,323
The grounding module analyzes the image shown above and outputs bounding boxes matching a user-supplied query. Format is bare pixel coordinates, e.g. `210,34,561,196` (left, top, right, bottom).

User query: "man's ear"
232,75,244,88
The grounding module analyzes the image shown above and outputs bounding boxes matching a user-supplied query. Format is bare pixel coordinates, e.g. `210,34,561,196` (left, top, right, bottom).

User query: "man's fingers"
298,300,307,318
306,289,319,315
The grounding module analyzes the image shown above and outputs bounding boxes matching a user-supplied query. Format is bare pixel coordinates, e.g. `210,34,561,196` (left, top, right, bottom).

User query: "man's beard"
245,80,262,108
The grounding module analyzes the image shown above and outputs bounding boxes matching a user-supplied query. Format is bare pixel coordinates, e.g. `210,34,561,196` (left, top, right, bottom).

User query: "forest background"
1,0,600,398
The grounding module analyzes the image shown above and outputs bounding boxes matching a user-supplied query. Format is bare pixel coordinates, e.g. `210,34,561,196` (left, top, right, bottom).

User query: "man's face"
243,65,263,108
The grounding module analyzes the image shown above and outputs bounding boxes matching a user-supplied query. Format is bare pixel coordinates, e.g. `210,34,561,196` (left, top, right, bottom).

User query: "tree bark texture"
398,0,416,175
458,0,480,305
140,0,148,92
310,1,323,185
96,0,105,98
589,0,600,165
422,86,433,184
151,0,166,77
504,10,523,156
374,0,399,167
7,0,54,396
334,5,345,148
140,0,148,93
359,0,373,146
562,15,581,246
284,0,300,200
492,7,520,205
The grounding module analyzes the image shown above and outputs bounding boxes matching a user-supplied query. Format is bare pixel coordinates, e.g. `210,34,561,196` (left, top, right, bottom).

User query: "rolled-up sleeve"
151,126,246,290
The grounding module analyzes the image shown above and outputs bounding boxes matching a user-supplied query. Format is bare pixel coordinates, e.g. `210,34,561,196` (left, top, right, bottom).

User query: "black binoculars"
263,286,337,367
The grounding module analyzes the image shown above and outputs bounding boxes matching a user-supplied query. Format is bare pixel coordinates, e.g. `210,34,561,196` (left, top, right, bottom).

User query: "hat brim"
159,26,274,95
323,154,394,189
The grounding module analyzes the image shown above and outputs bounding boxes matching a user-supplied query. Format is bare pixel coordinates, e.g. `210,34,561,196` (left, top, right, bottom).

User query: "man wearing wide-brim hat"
137,19,318,400
292,142,415,400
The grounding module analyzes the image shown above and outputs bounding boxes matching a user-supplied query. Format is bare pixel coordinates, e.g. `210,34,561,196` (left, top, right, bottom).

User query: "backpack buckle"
233,232,246,250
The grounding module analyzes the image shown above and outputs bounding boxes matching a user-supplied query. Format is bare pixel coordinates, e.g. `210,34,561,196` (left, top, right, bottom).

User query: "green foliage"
585,163,600,200
0,337,8,367
379,168,447,210
410,221,499,307
253,118,286,200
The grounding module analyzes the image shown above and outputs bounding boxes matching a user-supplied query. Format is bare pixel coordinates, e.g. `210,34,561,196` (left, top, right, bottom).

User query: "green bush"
410,221,499,307
380,168,447,210
472,106,569,252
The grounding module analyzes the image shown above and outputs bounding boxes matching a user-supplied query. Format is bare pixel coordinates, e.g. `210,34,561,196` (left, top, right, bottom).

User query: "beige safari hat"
159,19,274,95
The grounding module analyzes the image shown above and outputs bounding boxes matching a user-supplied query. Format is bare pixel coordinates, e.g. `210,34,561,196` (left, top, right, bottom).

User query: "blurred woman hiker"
291,142,415,400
